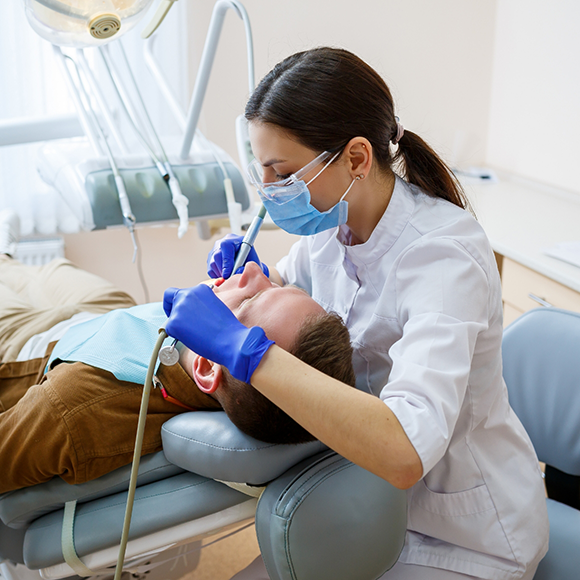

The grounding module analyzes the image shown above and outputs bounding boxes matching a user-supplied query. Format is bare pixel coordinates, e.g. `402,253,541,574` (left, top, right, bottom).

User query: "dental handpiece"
231,204,267,276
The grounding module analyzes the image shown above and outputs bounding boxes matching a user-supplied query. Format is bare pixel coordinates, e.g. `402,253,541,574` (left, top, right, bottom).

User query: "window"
0,1,189,235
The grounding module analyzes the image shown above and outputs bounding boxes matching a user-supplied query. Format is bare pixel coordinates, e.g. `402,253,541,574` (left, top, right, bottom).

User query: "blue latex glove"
163,284,275,383
207,233,269,279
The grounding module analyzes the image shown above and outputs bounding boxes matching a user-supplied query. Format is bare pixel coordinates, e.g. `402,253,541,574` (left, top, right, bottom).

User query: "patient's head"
188,262,356,444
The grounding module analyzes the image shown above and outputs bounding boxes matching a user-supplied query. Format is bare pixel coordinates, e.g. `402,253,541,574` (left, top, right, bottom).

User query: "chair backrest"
166,412,407,580
256,450,407,580
502,307,580,476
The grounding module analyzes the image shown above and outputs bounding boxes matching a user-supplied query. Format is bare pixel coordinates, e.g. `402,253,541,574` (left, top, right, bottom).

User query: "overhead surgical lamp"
23,0,156,47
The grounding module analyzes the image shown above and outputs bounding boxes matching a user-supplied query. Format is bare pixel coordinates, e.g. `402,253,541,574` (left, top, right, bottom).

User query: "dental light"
23,0,155,47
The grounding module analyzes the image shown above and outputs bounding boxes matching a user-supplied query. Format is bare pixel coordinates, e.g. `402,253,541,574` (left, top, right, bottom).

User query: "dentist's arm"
164,285,422,489
252,346,422,490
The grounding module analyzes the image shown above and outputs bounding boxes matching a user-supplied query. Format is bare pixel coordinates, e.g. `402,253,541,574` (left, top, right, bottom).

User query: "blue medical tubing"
231,204,267,276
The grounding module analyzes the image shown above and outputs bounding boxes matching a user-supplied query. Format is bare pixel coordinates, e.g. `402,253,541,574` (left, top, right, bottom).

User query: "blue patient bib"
47,303,173,385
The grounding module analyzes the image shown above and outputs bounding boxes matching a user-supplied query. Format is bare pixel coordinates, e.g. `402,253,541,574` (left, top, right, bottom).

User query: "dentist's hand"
163,284,275,383
207,234,269,279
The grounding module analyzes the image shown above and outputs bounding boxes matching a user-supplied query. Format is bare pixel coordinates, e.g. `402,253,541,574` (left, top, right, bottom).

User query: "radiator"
14,237,65,266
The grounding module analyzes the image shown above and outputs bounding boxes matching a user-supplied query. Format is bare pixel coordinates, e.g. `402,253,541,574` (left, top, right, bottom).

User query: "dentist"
165,47,548,580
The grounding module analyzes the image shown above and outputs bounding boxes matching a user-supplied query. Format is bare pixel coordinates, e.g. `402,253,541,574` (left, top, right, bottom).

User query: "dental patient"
0,210,355,494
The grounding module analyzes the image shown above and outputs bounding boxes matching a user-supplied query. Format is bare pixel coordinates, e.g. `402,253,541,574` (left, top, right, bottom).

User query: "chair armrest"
256,450,407,580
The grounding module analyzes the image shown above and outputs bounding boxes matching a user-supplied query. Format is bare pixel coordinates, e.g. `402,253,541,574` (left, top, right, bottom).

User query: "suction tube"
113,206,268,578
113,329,168,580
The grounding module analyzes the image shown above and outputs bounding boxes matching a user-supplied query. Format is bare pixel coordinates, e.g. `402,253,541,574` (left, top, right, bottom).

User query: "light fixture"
23,0,155,47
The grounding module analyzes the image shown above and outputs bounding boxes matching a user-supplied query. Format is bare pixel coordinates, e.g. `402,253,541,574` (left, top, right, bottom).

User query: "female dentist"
164,47,549,580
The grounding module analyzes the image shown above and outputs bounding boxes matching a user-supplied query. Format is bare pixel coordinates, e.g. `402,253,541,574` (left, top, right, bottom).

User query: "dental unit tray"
37,138,250,231
41,0,260,239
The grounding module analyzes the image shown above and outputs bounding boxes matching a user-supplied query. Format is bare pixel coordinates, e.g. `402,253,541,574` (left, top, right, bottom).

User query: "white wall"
59,0,499,299
9,2,579,297
184,0,497,171
486,0,580,194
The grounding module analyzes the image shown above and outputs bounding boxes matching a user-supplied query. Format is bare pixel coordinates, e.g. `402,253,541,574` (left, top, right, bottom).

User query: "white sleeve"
275,237,313,295
380,237,491,475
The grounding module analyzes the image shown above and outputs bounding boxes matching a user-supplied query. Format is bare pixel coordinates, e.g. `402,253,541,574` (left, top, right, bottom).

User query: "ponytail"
247,47,470,211
394,131,470,211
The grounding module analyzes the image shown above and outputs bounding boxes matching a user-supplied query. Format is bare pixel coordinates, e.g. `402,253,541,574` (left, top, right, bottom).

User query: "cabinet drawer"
502,258,580,313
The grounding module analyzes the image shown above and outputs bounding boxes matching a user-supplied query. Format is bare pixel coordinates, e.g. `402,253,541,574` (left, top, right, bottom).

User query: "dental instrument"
60,53,136,231
53,45,151,302
232,204,267,275
26,0,256,241
100,45,170,182
144,37,243,236
99,43,191,238
113,273,221,580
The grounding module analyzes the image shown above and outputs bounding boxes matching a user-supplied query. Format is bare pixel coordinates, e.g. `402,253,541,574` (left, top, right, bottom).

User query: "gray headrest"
162,412,327,486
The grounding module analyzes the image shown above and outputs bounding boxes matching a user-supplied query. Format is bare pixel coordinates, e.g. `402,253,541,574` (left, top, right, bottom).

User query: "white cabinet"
463,174,580,327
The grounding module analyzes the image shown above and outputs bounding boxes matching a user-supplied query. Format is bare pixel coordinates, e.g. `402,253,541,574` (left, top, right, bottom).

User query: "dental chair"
502,307,580,580
0,411,407,580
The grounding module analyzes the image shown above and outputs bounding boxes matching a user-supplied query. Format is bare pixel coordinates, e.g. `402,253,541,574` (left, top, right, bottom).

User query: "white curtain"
0,1,190,236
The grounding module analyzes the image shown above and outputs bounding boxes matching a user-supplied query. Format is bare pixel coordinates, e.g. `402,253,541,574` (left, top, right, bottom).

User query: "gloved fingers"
206,234,244,278
220,245,239,279
162,287,180,317
206,233,270,279
206,245,223,279
164,284,241,353
207,256,224,279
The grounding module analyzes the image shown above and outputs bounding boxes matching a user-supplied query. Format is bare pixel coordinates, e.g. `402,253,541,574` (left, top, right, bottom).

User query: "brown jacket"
0,344,221,494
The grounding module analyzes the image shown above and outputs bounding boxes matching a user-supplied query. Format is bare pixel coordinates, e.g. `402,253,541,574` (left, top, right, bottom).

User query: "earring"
356,174,365,180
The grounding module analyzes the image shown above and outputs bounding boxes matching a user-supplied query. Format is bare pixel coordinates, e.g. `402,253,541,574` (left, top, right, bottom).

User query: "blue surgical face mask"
255,152,358,236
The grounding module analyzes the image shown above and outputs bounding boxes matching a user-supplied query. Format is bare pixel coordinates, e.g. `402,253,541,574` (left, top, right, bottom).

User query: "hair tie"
391,117,404,145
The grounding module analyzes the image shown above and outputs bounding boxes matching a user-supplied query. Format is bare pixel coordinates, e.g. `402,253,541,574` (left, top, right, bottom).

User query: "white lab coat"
276,177,549,580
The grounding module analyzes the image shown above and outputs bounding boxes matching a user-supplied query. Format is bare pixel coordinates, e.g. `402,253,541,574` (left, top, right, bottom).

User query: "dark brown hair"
217,312,355,444
245,47,468,210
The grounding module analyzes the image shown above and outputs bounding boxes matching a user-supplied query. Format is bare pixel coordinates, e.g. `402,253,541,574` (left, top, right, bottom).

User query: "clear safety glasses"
246,150,336,201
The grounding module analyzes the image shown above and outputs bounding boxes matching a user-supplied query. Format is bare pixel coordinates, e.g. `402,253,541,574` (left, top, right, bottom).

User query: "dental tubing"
113,329,168,580
113,206,267,578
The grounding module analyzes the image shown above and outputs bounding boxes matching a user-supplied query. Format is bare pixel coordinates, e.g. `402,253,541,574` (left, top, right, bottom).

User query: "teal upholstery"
502,308,580,580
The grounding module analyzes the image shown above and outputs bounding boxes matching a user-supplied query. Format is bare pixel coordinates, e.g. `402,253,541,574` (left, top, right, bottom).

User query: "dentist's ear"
343,136,373,180
192,356,222,394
